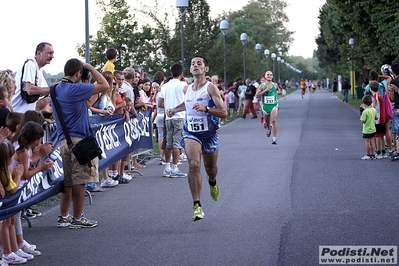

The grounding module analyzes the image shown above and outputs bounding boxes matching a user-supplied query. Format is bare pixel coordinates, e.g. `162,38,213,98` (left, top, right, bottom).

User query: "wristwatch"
205,106,210,113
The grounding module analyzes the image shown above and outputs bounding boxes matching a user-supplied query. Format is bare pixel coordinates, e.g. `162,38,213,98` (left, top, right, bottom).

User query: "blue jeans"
342,90,349,102
392,110,399,134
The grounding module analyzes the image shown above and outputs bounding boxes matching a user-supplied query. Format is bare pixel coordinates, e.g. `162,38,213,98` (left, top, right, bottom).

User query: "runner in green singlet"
255,71,281,145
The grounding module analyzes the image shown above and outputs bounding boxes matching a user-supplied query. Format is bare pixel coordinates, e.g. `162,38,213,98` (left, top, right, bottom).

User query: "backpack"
384,90,393,120
20,59,40,104
378,81,393,120
246,84,256,98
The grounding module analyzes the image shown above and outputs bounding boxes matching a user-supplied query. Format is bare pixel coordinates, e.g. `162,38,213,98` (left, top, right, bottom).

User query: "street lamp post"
220,20,229,90
271,53,276,77
285,62,290,85
349,37,355,99
277,56,281,83
85,0,90,63
281,59,285,82
285,62,290,87
240,33,248,81
176,0,188,72
255,44,262,78
264,49,270,72
298,70,302,83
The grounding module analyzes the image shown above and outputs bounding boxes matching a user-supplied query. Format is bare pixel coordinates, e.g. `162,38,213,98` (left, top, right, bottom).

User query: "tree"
135,0,177,74
316,0,399,83
77,0,295,81
167,0,219,74
219,0,294,82
77,0,140,71
316,2,346,78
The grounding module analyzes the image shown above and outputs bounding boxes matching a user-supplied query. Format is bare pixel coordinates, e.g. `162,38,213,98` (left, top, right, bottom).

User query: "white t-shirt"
104,95,115,114
228,91,236,104
139,90,150,104
155,93,164,126
239,85,247,99
158,79,186,120
120,80,135,102
12,59,48,113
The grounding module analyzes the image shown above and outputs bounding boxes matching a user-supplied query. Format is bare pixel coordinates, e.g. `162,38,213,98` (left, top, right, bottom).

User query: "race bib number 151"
187,115,208,132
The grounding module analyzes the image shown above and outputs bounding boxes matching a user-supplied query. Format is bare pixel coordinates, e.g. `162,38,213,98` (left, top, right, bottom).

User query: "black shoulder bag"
20,59,41,104
50,80,102,167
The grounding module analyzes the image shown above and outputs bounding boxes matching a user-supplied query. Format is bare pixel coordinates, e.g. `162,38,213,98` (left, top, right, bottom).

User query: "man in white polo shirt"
12,42,54,113
120,67,135,101
158,64,187,178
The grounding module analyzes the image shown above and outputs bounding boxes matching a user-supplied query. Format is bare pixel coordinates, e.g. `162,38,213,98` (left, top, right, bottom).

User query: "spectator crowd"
1,41,395,265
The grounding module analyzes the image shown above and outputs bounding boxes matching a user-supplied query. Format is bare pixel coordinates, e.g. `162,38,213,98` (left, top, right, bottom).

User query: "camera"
81,67,91,81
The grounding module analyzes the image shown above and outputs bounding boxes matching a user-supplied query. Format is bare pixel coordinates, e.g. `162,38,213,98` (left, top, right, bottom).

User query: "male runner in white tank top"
167,55,227,221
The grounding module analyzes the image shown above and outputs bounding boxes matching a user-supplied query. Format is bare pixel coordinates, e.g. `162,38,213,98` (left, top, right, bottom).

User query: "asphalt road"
24,89,399,266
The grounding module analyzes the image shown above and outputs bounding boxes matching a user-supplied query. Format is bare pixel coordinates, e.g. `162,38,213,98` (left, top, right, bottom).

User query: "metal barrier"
125,148,160,176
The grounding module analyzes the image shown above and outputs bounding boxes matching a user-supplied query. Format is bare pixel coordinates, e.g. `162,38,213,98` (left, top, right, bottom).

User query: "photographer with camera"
51,59,109,228
12,42,54,113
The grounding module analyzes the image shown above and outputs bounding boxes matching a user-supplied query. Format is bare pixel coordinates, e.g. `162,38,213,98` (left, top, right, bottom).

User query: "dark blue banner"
0,109,153,220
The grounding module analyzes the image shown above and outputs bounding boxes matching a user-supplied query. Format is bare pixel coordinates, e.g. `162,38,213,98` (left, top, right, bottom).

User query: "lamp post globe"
220,20,229,34
240,33,248,45
349,38,355,48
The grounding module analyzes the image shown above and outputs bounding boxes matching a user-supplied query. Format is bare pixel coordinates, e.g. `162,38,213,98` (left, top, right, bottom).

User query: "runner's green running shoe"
210,184,220,201
192,203,204,221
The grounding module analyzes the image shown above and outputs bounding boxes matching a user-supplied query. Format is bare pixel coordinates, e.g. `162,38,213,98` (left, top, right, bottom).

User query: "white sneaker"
163,169,171,177
15,249,33,261
122,173,132,181
2,252,27,264
101,178,118,188
179,153,187,162
361,155,371,160
170,168,187,178
116,174,130,184
21,241,41,257
375,154,383,159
